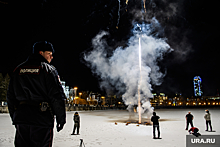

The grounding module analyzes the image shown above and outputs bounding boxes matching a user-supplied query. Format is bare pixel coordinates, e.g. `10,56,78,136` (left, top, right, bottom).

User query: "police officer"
7,41,66,147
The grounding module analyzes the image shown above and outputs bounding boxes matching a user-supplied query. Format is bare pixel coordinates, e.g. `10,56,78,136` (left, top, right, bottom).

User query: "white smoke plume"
84,19,172,117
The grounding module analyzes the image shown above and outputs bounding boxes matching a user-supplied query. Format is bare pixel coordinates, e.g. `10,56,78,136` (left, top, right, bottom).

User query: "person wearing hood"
7,41,66,147
151,112,161,139
204,109,212,131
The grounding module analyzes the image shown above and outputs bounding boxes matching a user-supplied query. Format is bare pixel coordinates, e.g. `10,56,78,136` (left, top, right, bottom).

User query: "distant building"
194,76,203,97
151,93,168,106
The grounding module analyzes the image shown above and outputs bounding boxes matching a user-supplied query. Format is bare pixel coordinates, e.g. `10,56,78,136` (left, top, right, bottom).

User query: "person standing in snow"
7,41,66,147
71,112,80,135
151,112,161,139
185,111,194,130
204,109,212,131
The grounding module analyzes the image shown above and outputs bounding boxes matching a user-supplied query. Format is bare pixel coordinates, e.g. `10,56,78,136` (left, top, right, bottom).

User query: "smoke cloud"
84,19,172,116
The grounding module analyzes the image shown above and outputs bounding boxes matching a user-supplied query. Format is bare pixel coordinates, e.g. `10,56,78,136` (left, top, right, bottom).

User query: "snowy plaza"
1,108,220,147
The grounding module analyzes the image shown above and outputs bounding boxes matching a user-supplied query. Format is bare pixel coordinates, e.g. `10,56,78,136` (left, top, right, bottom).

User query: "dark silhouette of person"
185,111,194,130
71,112,80,135
151,112,161,139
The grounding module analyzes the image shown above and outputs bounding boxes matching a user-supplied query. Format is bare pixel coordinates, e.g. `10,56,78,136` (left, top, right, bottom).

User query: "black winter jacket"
151,115,160,125
186,113,193,121
74,114,80,123
7,54,66,128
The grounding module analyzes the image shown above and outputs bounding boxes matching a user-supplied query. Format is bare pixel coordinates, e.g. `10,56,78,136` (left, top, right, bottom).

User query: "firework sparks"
126,0,129,5
138,37,142,124
143,0,146,13
116,0,120,29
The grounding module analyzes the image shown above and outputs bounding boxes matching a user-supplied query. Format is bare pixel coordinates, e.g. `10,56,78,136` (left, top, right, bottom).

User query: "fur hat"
33,41,55,54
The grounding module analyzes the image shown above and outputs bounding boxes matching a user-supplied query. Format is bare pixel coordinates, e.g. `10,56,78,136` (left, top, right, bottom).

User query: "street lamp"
101,96,105,105
74,87,78,97
79,92,82,98
74,87,78,104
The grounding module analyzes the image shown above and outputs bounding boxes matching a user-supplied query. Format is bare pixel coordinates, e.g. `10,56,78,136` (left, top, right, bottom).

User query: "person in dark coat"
71,112,80,135
7,41,66,147
185,111,194,130
151,112,161,139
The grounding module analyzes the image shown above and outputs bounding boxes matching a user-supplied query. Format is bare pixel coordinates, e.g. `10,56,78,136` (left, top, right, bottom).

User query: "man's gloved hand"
57,123,64,132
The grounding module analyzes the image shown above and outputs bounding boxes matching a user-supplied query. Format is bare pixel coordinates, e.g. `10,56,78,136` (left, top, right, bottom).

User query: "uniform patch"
19,68,40,74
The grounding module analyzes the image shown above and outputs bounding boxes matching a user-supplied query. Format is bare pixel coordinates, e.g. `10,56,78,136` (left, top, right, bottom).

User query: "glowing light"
116,0,120,29
126,0,129,5
193,76,203,96
139,37,141,71
74,87,78,98
143,0,146,13
138,37,142,124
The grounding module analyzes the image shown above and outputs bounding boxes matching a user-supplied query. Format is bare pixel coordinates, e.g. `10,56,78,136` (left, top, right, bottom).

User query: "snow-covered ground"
1,108,220,147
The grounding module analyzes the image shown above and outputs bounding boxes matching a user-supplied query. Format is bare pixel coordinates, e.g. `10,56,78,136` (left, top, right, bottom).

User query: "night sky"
0,0,219,97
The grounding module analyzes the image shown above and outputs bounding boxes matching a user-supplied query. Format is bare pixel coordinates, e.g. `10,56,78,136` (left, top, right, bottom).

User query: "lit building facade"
151,93,220,107
60,81,69,99
194,76,203,97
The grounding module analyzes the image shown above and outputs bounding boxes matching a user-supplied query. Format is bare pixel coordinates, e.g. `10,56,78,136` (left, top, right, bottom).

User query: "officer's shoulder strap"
41,62,55,73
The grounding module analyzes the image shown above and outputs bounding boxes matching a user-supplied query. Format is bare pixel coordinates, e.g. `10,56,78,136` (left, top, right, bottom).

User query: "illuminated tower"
193,76,203,96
